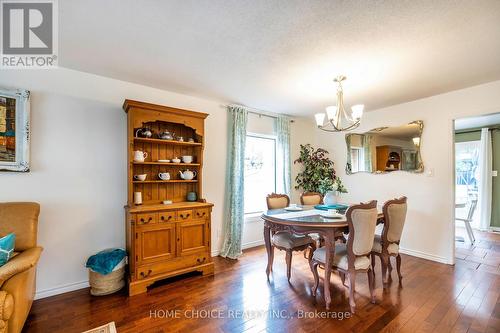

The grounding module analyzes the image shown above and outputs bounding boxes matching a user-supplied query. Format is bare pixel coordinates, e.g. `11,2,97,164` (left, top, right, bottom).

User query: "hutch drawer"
136,253,210,280
177,209,192,221
136,213,157,225
159,210,176,223
194,208,210,220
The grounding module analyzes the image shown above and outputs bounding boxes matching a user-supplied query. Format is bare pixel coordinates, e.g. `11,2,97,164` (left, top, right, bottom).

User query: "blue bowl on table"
314,204,349,212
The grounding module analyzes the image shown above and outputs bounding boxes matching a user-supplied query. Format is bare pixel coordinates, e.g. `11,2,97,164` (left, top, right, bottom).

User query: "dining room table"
261,204,385,310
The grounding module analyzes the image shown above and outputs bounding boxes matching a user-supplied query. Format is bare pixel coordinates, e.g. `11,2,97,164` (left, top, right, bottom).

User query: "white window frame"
350,146,363,173
244,132,277,221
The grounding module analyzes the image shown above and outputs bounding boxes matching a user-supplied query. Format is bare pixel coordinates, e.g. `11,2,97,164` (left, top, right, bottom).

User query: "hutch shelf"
123,99,214,296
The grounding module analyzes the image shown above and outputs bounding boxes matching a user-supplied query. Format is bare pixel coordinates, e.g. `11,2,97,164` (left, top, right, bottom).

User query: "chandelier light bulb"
315,113,326,127
351,104,364,120
325,106,338,120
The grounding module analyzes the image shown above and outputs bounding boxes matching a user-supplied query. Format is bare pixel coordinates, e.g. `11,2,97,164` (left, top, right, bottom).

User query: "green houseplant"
294,144,347,203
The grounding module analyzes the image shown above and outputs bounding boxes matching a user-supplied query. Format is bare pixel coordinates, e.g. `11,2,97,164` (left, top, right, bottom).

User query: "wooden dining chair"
300,192,323,205
310,200,378,313
266,193,316,281
370,197,407,286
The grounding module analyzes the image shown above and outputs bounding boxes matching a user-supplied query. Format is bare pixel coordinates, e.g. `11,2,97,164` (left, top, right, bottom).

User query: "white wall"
316,80,500,264
0,68,314,298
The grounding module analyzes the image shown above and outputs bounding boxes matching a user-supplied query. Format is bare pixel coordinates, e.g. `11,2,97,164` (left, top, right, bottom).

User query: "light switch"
493,170,498,177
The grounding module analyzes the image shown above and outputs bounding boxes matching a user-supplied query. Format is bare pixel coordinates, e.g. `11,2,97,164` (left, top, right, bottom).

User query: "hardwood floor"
24,235,500,333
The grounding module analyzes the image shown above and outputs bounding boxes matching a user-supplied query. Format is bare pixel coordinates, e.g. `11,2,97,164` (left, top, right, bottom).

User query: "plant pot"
323,191,339,206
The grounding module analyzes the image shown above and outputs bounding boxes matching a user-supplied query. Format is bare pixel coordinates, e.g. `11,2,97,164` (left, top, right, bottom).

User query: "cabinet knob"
181,213,190,219
197,212,206,218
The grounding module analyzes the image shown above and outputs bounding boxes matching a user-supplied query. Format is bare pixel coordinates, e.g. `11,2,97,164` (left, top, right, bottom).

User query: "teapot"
135,127,152,138
179,169,197,180
158,130,174,140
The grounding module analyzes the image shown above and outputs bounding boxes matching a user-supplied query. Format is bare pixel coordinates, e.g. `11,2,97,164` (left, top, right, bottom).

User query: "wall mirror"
345,120,424,174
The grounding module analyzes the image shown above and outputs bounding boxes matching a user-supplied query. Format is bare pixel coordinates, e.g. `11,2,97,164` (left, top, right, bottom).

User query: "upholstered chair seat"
371,234,399,255
312,246,371,270
272,232,314,249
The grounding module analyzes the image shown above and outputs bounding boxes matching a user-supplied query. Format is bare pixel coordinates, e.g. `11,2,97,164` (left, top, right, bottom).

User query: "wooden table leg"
323,230,335,310
264,223,274,279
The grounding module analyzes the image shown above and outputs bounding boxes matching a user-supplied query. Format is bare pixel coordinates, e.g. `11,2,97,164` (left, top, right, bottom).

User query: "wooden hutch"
123,100,214,296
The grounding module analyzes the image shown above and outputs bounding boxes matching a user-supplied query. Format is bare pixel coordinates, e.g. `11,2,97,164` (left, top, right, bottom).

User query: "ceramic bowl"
182,156,193,163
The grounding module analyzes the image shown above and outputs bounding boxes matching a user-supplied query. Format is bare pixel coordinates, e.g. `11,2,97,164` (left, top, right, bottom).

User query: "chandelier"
315,75,364,132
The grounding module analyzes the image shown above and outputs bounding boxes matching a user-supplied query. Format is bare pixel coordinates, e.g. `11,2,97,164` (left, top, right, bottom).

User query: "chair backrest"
346,200,378,258
266,193,290,209
466,199,478,221
300,192,322,205
382,197,408,244
0,202,40,251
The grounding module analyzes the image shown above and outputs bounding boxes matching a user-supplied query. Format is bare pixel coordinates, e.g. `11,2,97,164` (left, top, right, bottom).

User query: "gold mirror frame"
345,120,424,175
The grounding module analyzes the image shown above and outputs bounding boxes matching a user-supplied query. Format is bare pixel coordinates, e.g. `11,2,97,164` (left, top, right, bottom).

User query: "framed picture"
0,88,30,172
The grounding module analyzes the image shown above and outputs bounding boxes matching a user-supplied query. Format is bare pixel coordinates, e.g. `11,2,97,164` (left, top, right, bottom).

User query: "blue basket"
314,204,349,211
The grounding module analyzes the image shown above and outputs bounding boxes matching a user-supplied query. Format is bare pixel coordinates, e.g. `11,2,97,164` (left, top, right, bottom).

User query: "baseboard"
211,239,264,257
242,239,265,250
399,247,452,265
35,280,89,300
489,227,500,233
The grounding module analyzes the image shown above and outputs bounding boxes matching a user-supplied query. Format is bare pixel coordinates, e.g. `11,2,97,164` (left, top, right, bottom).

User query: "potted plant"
294,144,347,205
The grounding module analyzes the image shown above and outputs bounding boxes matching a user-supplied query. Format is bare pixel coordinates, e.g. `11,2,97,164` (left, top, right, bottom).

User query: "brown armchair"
0,203,43,333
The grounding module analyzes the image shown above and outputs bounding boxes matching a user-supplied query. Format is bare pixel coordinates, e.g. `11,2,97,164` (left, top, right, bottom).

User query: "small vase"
186,192,197,202
323,191,338,206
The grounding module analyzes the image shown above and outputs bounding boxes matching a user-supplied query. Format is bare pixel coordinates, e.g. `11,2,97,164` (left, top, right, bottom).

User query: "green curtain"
362,134,373,172
276,115,292,195
220,106,248,259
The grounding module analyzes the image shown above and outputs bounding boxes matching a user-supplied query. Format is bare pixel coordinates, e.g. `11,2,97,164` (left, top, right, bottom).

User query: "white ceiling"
60,0,500,115
455,113,500,130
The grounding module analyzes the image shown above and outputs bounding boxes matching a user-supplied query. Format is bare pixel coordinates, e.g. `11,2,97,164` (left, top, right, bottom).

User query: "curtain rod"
220,104,295,123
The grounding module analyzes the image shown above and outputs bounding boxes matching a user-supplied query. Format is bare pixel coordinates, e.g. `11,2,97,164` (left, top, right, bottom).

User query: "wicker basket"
89,267,125,296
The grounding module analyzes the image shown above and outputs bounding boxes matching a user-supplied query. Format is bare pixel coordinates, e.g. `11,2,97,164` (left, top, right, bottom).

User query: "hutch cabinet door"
136,223,176,263
176,220,209,256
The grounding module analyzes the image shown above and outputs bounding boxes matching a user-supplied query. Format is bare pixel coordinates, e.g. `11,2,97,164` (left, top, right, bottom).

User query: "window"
350,147,362,173
455,141,480,199
244,134,276,214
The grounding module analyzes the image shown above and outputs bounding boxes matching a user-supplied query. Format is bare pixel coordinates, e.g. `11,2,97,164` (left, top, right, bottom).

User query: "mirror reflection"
345,120,424,174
